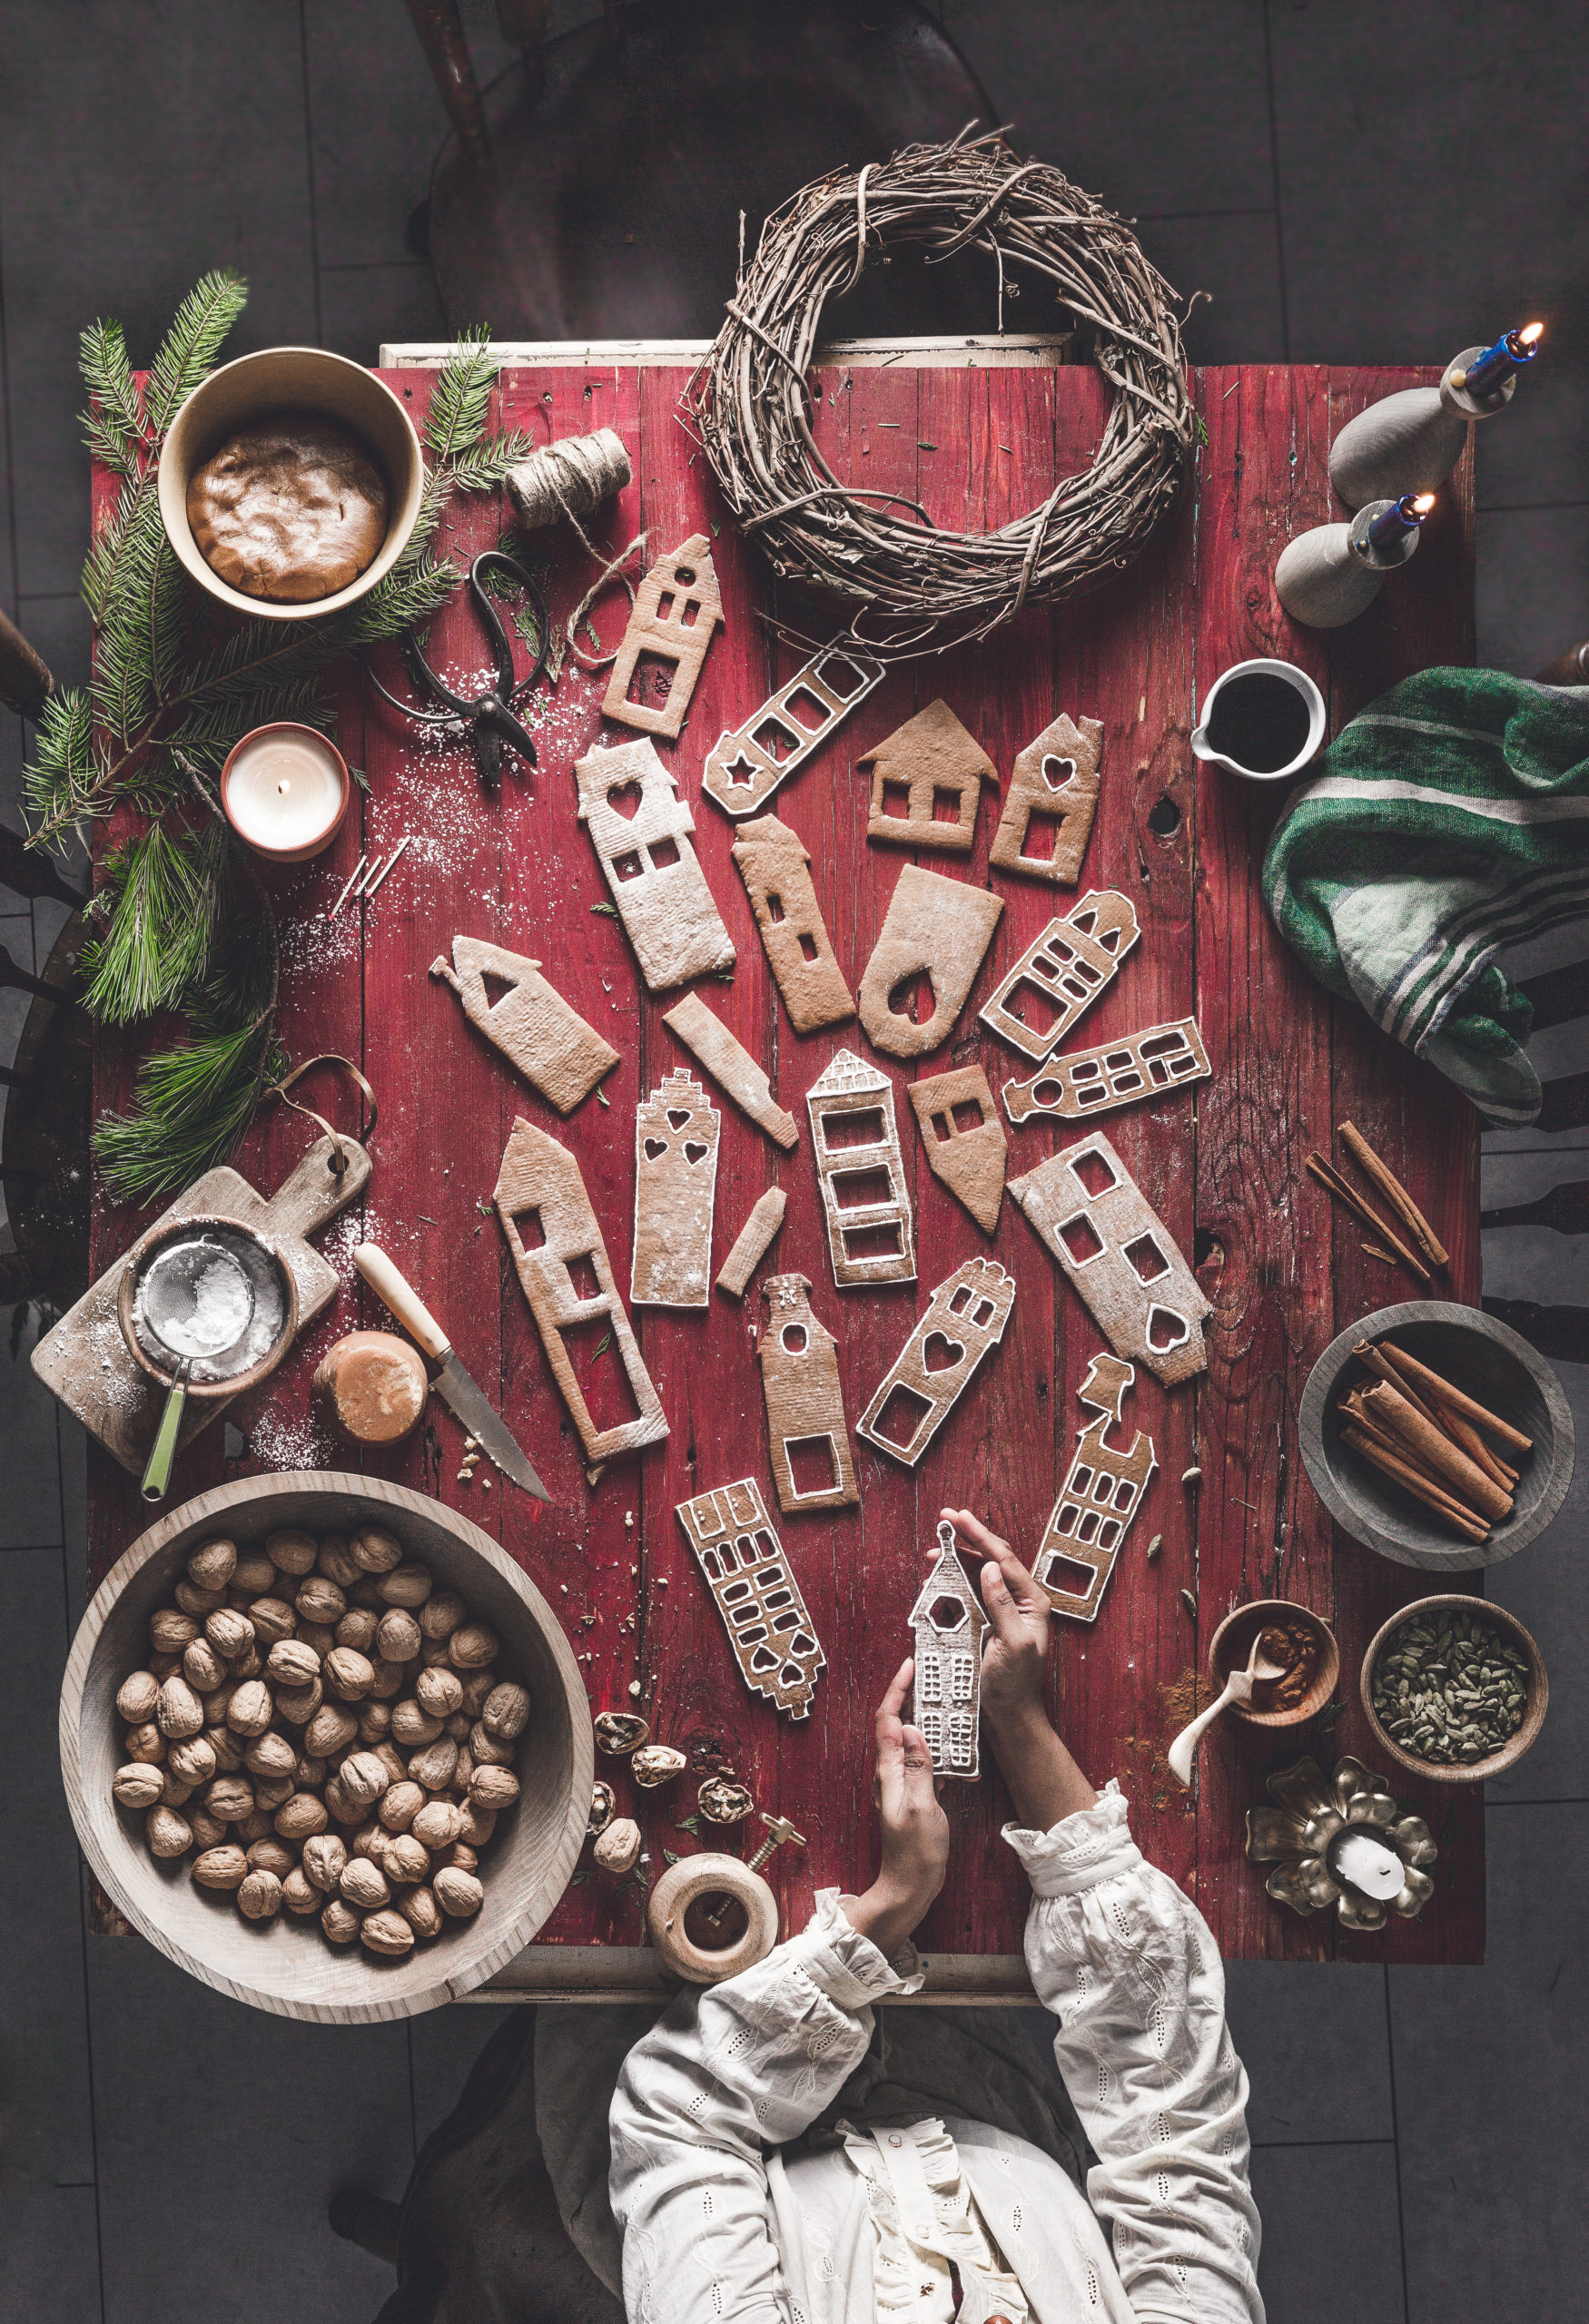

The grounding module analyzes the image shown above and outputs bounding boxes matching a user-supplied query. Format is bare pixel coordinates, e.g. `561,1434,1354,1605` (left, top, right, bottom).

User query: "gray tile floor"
2,3,1584,2316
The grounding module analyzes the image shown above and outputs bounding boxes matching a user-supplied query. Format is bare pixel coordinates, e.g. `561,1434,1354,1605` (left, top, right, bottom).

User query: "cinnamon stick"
1338,1394,1476,1506
1338,1120,1449,1268
1341,1425,1491,1541
1353,1340,1447,1432
1358,1379,1513,1522
1376,1338,1533,1456
1306,1155,1432,1282
1435,1403,1515,1493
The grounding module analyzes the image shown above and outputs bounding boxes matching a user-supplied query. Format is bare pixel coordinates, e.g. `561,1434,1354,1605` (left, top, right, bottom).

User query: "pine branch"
143,269,249,435
78,319,147,478
78,819,223,1022
420,330,498,468
94,1015,281,1205
20,687,99,842
445,431,536,493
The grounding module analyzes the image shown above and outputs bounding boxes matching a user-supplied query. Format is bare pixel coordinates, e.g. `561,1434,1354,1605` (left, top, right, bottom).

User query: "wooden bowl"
157,348,425,623
60,1472,592,2022
1208,1599,1338,1728
116,1215,300,1399
1359,1592,1547,1785
1298,1301,1574,1571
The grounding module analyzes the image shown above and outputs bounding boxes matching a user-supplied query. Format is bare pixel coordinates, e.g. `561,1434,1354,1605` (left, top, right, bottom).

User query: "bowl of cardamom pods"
1360,1593,1546,1783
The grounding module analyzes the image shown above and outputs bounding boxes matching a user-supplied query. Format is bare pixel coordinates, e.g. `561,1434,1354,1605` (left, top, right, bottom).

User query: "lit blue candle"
1459,321,1544,399
1367,492,1435,550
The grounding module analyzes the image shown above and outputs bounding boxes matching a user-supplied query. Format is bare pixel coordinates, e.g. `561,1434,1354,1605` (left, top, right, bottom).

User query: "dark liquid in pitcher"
1206,673,1312,773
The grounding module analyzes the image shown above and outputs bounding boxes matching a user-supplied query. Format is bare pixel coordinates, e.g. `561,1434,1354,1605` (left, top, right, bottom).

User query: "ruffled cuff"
783,1888,925,2006
1002,1778,1143,1896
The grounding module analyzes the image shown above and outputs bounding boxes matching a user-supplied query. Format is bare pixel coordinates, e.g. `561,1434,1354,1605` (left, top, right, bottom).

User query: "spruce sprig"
29,281,528,1201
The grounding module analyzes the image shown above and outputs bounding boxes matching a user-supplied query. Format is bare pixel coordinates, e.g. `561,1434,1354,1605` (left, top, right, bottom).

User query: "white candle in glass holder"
221,724,350,861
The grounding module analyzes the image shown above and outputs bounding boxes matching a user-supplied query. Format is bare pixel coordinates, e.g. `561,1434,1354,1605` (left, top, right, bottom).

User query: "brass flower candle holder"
1245,1753,1437,1932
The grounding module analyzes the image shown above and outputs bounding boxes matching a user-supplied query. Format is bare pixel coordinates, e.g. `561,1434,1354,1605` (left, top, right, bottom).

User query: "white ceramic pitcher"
1190,657,1326,783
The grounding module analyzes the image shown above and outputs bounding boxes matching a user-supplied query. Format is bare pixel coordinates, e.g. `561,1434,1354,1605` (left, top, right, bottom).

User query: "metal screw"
746,1811,807,1875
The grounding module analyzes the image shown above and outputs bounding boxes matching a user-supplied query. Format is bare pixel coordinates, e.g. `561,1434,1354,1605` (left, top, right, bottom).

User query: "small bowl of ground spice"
1360,1594,1546,1784
1208,1599,1338,1728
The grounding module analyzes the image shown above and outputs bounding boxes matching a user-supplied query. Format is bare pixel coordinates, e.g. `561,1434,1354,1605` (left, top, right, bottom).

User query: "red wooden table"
87,354,1483,1981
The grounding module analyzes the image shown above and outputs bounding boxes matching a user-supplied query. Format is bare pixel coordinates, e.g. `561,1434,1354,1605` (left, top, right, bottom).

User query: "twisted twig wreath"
687,129,1197,657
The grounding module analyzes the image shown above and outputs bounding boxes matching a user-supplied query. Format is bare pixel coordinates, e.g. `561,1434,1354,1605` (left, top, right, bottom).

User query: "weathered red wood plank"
84,358,1481,1962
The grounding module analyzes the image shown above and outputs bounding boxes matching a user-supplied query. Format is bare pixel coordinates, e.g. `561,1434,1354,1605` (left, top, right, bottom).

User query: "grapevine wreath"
689,129,1198,656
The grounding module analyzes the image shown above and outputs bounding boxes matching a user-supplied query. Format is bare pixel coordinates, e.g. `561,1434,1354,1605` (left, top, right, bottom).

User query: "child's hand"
842,1659,950,1956
942,1506,1051,1735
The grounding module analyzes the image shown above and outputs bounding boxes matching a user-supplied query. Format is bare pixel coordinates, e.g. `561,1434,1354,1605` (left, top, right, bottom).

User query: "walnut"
317,1535,361,1589
399,1885,442,1940
242,1729,296,1778
192,1844,249,1890
336,1607,380,1653
188,1809,226,1851
167,1734,218,1787
264,1527,318,1578
207,1729,245,1775
186,1538,238,1592
375,1780,422,1833
322,1775,360,1826
281,1866,321,1915
443,1714,471,1744
274,1791,329,1840
115,1671,161,1725
294,1753,327,1789
301,1833,348,1894
350,1524,404,1575
232,1551,277,1595
458,1668,498,1718
276,1677,324,1727
390,1699,443,1748
238,1868,283,1921
383,1834,429,1885
340,1856,390,1910
443,1840,479,1875
419,1590,466,1642
593,1711,649,1756
147,1650,184,1679
339,1750,391,1808
408,1738,459,1792
297,1620,337,1659
159,1770,195,1807
229,1645,264,1682
587,1782,616,1837
295,1575,346,1626
173,1580,227,1619
150,1609,199,1656
434,1866,484,1918
264,1638,321,1689
367,1659,407,1701
593,1818,640,1875
469,1765,520,1810
146,1804,194,1858
411,1799,463,1851
448,1622,499,1670
154,1677,204,1740
357,1700,392,1744
183,1639,226,1694
360,1908,416,1955
481,1681,531,1741
323,1647,375,1702
458,1802,497,1849
469,1721,516,1768
245,1837,296,1878
630,1745,686,1788
698,1776,755,1824
375,1609,422,1663
234,1809,273,1845
321,1897,360,1945
305,1702,359,1758
205,1775,254,1823
373,1740,409,1788
123,1721,166,1765
377,1561,432,1610
113,1762,166,1810
225,1680,274,1737
203,1607,253,1660
416,1666,464,1719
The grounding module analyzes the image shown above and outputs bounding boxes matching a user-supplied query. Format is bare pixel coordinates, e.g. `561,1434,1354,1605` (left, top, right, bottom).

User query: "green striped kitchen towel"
1261,666,1589,1126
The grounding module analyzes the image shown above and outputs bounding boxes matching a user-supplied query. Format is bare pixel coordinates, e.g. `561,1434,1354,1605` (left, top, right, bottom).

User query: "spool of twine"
507,428,633,530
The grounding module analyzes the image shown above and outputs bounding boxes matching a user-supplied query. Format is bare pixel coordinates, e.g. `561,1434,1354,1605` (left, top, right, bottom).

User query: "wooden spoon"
1168,1630,1288,1787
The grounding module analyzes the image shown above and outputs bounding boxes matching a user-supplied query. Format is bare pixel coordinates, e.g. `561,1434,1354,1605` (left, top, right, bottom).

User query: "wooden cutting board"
33,1135,370,1474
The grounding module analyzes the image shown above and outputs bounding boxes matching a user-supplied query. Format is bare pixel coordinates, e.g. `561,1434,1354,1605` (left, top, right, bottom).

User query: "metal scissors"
365,548,550,791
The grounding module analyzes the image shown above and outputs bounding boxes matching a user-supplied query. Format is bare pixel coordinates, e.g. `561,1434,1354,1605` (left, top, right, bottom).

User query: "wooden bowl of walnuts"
60,1472,592,2022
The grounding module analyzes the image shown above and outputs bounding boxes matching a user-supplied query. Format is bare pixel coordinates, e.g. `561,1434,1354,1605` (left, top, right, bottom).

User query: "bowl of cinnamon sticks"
1299,1303,1574,1570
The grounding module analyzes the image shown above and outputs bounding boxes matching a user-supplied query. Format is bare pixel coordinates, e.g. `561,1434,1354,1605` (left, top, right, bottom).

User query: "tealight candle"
221,723,350,862
1455,320,1544,399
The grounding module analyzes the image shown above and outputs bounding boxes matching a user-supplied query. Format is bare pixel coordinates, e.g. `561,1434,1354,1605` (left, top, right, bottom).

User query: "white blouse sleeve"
1004,1781,1264,2324
607,1888,923,2323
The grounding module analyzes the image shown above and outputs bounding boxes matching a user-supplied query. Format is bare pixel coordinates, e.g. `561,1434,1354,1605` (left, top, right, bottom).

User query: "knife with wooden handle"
353,1243,549,1500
